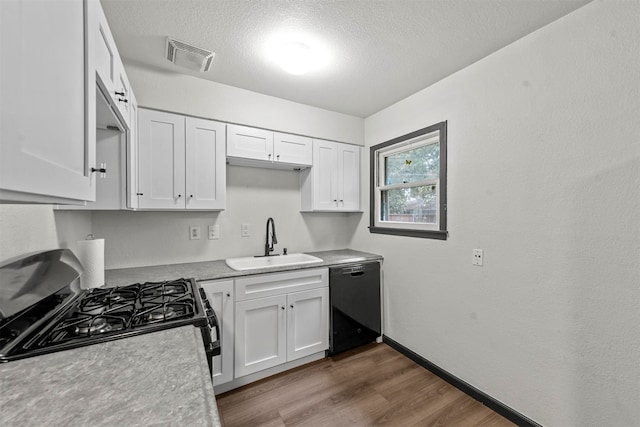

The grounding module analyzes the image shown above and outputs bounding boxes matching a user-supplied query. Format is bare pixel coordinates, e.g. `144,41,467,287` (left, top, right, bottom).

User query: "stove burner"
15,278,201,352
147,307,176,322
74,318,113,335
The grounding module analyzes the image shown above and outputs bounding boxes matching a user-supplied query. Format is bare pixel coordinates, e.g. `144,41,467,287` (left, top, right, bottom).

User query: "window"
369,121,447,239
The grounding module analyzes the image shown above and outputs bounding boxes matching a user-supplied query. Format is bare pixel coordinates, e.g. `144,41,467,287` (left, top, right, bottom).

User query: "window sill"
368,226,448,240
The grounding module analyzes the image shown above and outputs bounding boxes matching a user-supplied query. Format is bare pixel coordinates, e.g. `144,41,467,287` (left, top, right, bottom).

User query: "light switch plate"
208,224,219,240
241,223,250,237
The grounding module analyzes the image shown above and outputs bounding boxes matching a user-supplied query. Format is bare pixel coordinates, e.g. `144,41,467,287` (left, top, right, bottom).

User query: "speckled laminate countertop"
105,249,382,286
0,326,220,427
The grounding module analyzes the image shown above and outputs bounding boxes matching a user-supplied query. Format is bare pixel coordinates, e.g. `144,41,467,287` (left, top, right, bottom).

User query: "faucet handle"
283,248,288,255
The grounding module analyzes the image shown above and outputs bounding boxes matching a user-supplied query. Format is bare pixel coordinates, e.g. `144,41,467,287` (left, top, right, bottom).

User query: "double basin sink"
225,253,323,271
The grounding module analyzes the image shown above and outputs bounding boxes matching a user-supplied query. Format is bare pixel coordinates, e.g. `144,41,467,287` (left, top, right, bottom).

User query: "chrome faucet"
264,217,278,256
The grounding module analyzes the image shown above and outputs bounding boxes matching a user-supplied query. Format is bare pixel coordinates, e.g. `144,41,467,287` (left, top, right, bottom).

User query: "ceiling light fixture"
267,34,329,76
276,41,313,75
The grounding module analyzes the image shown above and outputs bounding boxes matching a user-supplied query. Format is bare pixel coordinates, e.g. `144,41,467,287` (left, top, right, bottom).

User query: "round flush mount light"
277,41,313,75
267,34,329,76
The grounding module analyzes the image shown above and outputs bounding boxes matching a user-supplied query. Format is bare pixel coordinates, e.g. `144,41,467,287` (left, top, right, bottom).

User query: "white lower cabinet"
199,280,234,387
286,287,330,361
234,268,329,379
235,294,287,377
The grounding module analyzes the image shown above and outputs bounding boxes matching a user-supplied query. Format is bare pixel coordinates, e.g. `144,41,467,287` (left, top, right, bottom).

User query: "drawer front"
235,268,328,302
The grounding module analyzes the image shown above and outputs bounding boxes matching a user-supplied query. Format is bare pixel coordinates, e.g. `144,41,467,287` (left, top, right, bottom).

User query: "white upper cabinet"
227,124,312,169
300,140,361,212
185,117,226,210
0,0,96,203
273,132,313,166
93,2,130,129
137,109,226,210
126,91,139,210
227,125,273,162
59,82,139,211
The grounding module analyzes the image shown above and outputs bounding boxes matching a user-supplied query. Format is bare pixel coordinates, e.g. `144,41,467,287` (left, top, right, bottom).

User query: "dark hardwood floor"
216,343,516,427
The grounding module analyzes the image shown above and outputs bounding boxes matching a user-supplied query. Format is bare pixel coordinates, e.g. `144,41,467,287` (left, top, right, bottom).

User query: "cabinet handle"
175,194,182,201
340,199,344,202
226,292,231,297
136,192,143,196
91,162,107,179
277,154,280,160
268,153,272,159
290,304,294,309
281,306,285,310
115,91,125,96
117,98,129,104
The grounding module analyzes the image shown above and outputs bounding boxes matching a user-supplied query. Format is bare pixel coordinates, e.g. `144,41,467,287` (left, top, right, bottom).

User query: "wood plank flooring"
216,343,516,427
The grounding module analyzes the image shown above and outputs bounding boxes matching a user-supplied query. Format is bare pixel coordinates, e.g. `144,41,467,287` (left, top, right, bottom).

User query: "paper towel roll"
76,238,105,289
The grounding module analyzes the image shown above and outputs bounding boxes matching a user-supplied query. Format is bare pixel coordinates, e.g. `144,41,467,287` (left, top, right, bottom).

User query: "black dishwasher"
329,262,381,355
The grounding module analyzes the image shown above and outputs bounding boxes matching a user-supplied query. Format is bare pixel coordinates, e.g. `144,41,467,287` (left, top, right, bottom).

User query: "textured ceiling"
100,0,590,118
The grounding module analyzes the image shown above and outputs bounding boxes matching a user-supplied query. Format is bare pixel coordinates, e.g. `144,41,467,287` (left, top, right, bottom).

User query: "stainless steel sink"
225,253,323,271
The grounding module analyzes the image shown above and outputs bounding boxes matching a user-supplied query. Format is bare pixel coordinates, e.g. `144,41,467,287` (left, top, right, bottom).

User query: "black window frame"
369,121,448,240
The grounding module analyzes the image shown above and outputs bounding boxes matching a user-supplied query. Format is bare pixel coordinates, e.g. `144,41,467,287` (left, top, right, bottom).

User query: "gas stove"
0,250,219,372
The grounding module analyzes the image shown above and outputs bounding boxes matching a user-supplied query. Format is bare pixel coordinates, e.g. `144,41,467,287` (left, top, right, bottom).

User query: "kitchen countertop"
105,248,382,287
0,326,220,427
0,249,380,426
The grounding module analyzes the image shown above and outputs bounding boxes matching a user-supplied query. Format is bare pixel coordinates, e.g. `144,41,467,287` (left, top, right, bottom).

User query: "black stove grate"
24,278,200,351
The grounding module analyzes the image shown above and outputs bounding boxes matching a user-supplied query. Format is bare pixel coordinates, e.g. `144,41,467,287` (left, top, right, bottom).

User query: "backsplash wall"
0,205,91,263
92,165,360,269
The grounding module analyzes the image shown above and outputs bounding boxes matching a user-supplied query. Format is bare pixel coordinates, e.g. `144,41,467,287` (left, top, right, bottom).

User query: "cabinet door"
1,0,95,203
337,144,361,211
94,2,117,105
287,288,329,361
274,133,312,166
185,118,226,210
235,295,287,378
311,140,339,211
227,124,274,162
126,91,139,209
200,280,234,387
137,109,186,209
112,58,131,127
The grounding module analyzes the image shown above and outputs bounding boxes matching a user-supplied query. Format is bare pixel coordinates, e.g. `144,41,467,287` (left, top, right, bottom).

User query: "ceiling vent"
165,37,215,72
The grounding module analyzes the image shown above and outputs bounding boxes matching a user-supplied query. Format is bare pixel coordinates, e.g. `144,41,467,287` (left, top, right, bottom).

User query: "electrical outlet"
241,223,250,237
189,226,201,240
208,224,219,240
472,249,484,266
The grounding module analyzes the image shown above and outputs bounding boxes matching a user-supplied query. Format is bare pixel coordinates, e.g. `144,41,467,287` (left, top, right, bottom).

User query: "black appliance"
329,261,381,355
0,249,220,374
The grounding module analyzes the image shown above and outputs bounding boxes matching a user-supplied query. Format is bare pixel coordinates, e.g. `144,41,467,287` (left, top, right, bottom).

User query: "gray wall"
350,1,639,425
